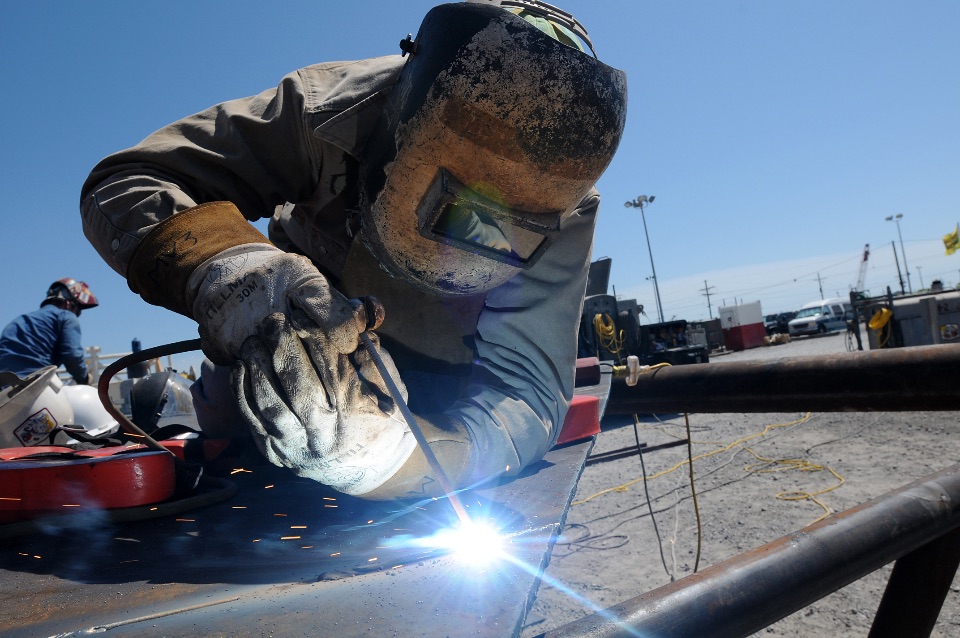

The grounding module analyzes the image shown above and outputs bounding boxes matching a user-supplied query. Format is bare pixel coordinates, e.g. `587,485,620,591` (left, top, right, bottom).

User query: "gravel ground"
522,329,960,637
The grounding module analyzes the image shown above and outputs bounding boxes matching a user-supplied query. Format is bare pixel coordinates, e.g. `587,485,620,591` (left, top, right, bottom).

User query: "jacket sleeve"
365,191,599,500
57,312,89,384
79,68,323,280
456,191,598,483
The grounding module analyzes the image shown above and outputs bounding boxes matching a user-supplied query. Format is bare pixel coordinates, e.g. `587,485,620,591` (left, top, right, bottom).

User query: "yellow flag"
945,224,960,256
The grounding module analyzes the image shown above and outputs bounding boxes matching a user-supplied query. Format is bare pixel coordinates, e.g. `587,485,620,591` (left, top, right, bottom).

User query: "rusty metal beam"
540,463,960,638
608,344,960,414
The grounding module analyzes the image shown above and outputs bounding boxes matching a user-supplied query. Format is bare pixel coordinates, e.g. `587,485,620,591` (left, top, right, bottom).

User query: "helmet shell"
0,366,74,446
45,278,99,310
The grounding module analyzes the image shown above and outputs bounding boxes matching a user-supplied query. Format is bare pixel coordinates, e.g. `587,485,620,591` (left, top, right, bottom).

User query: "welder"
0,279,99,386
80,1,627,499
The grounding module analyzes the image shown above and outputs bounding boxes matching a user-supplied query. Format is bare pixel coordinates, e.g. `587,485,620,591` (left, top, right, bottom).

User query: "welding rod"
360,332,470,524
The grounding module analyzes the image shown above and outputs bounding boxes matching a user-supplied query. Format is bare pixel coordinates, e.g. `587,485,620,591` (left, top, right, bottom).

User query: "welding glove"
231,310,417,495
186,243,377,367
186,243,416,494
124,202,465,496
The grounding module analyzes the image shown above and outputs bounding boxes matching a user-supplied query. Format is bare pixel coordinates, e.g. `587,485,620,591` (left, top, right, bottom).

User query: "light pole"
885,214,912,293
625,195,664,322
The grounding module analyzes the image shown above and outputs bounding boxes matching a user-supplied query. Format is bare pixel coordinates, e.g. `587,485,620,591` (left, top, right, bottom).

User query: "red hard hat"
47,278,99,310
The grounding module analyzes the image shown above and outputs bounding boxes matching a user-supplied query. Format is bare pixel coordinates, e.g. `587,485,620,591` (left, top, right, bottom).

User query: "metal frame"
540,464,960,638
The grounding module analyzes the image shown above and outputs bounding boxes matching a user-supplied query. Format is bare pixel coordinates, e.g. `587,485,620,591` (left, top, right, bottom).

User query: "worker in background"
0,279,99,385
80,1,627,499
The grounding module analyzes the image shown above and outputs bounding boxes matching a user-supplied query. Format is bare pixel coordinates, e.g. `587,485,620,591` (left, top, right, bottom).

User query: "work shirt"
0,305,88,384
81,55,597,484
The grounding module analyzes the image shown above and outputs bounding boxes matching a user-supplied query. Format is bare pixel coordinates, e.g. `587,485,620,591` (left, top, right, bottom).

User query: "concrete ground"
523,329,960,637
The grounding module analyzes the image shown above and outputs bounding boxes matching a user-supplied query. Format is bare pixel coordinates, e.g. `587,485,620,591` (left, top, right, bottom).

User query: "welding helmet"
42,278,99,315
358,1,627,296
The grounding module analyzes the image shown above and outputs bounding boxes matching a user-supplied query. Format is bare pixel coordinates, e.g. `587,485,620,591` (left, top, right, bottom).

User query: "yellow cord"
593,313,624,357
743,448,844,523
573,412,813,505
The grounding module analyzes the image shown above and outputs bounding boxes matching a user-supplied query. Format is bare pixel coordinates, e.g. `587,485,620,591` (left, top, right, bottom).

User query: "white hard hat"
61,384,119,439
0,366,74,446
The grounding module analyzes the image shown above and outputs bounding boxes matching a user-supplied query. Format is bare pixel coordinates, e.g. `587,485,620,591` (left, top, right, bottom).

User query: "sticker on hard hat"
14,408,58,446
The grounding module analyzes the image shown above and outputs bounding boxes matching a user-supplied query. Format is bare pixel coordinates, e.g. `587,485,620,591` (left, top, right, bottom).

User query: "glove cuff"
361,414,476,500
127,201,273,316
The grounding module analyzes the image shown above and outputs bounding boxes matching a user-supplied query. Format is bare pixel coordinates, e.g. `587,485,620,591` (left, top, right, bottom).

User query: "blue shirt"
0,304,88,383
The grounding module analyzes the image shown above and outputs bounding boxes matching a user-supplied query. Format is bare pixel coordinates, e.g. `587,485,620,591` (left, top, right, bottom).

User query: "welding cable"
573,412,813,505
97,339,203,455
632,413,673,581
683,413,702,573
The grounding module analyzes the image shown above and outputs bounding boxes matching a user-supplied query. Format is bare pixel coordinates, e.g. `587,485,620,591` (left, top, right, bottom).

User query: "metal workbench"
0,373,609,637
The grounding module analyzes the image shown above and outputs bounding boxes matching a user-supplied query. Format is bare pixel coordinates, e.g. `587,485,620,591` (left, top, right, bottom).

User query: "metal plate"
0,375,609,637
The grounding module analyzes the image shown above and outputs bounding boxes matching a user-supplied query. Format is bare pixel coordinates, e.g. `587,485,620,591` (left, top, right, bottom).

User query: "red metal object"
721,323,767,351
0,446,176,523
555,394,601,445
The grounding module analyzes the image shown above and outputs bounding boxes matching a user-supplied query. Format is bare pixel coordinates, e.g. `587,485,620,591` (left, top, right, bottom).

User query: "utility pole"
816,273,824,299
891,241,905,294
624,195,664,322
917,265,924,289
700,280,716,319
885,214,912,293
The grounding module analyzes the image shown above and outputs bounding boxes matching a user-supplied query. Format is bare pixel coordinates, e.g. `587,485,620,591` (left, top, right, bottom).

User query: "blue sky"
2,1,958,372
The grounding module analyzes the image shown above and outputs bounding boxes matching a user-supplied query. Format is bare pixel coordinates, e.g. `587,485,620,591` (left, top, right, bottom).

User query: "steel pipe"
540,464,960,638
608,344,960,414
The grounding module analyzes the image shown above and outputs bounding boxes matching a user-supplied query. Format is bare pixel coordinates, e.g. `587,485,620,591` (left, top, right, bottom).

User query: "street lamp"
885,214,913,293
624,195,664,322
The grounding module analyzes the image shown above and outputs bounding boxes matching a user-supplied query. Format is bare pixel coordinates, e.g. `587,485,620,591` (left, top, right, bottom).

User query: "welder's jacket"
0,305,88,384
81,55,597,485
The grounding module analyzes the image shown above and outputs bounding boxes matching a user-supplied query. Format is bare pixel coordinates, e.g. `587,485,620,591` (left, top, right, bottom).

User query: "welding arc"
360,332,471,525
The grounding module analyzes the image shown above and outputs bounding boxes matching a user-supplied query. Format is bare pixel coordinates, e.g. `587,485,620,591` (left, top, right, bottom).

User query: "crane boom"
855,243,870,292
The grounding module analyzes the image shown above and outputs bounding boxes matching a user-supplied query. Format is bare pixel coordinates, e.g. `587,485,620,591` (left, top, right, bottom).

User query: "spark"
264,485,274,489
176,518,195,522
232,506,247,509
0,497,21,501
291,526,307,529
280,536,301,541
368,557,378,563
324,504,338,508
230,468,252,474
330,552,341,557
62,504,80,507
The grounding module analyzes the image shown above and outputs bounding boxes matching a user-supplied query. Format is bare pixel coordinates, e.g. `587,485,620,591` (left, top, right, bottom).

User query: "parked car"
764,311,797,335
788,298,853,336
